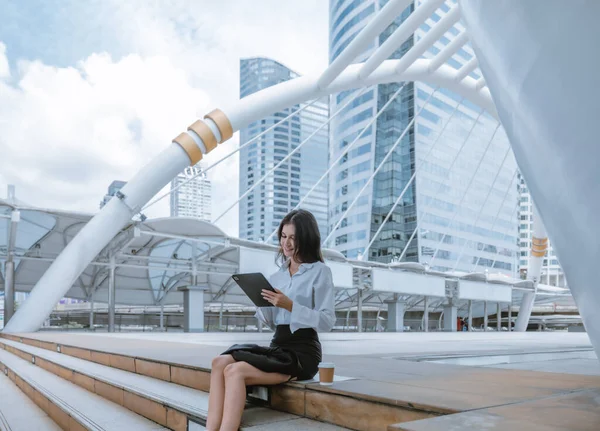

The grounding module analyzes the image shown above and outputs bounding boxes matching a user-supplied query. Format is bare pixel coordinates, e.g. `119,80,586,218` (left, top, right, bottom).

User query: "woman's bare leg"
206,354,236,431
219,362,290,431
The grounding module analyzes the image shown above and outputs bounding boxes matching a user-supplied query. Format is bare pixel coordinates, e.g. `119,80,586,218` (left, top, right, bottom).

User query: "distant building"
517,174,567,286
170,164,212,221
100,180,127,209
238,57,329,244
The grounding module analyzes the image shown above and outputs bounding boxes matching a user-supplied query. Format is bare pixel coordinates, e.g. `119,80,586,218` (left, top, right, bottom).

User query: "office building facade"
170,164,212,221
329,0,518,275
517,174,567,286
239,57,329,244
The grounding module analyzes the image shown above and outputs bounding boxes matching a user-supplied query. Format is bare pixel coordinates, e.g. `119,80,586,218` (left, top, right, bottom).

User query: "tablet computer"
231,273,277,307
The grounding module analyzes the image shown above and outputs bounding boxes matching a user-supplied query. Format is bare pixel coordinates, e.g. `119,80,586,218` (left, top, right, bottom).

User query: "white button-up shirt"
255,261,336,334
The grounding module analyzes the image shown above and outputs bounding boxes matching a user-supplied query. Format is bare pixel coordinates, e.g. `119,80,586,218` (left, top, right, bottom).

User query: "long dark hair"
276,209,323,265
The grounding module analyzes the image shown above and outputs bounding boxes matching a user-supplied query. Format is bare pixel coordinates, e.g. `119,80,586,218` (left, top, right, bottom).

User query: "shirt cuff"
290,302,316,333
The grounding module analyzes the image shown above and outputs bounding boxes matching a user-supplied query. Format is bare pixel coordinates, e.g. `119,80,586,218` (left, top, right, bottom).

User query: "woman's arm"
290,266,336,333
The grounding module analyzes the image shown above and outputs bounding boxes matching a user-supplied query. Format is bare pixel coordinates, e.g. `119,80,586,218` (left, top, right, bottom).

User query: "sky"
0,0,329,236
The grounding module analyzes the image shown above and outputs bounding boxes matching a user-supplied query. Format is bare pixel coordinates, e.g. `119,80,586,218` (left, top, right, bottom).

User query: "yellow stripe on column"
173,132,203,165
188,120,218,153
204,109,233,142
530,235,549,258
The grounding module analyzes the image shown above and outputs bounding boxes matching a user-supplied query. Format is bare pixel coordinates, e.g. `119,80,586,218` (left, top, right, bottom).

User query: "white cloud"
0,49,211,218
0,1,329,237
0,42,9,78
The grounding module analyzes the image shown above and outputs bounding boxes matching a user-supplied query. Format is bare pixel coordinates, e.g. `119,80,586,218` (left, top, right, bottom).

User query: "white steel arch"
4,59,494,333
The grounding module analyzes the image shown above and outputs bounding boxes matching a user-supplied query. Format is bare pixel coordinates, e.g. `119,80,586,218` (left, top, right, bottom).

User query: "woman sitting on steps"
206,209,336,431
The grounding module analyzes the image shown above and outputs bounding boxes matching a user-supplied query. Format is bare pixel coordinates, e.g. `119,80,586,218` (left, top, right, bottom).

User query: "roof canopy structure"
1,198,568,319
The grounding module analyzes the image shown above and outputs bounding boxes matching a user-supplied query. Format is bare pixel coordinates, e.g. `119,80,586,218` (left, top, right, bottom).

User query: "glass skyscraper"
329,0,518,275
239,58,329,244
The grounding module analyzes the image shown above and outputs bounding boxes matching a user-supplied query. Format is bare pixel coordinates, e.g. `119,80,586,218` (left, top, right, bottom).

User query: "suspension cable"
360,93,465,260
451,144,513,271
323,87,438,246
428,123,501,267
263,83,408,244
397,108,486,262
141,98,321,212
213,87,372,224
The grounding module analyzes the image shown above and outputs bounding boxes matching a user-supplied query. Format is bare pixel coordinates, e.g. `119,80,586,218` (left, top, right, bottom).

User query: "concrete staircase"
0,369,62,430
0,334,349,430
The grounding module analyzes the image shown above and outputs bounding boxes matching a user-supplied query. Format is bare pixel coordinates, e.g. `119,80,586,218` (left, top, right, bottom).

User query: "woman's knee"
223,362,249,380
212,354,235,371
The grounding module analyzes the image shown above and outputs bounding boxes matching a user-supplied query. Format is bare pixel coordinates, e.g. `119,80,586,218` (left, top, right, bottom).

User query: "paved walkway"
13,331,600,430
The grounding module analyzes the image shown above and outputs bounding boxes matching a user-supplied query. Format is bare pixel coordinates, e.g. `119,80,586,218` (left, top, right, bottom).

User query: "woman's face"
280,223,296,260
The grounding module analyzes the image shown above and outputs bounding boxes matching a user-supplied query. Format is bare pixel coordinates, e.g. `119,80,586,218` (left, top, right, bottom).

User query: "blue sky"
1,0,126,68
0,0,329,235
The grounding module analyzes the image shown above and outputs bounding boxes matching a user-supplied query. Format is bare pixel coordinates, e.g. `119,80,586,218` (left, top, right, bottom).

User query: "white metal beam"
455,56,478,82
360,0,446,79
428,31,468,72
394,3,461,76
318,0,413,89
475,77,486,91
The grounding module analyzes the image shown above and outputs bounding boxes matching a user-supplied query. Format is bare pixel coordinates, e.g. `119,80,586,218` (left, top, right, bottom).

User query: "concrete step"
0,337,350,430
0,371,62,431
0,347,167,430
0,336,207,430
2,333,457,430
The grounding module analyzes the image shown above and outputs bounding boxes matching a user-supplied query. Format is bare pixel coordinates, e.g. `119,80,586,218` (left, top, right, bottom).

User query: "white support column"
468,300,473,332
515,204,547,331
4,261,15,324
423,296,429,332
178,285,208,332
443,303,457,332
357,289,363,333
219,299,225,331
386,299,406,332
497,303,502,331
108,255,116,333
191,243,198,286
159,303,164,330
483,301,488,331
460,1,600,358
89,295,94,330
3,210,19,325
508,302,512,332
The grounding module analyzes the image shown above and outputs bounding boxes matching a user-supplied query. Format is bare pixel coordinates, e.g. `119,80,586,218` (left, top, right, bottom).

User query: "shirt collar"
280,260,316,275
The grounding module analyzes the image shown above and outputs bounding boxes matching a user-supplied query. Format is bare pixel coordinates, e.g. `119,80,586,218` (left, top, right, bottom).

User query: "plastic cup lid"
318,362,335,368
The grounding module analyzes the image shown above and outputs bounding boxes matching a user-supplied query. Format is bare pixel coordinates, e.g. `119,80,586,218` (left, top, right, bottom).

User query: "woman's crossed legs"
206,354,291,431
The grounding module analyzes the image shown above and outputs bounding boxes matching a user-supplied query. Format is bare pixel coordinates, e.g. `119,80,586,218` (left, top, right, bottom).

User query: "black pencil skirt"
221,325,322,381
